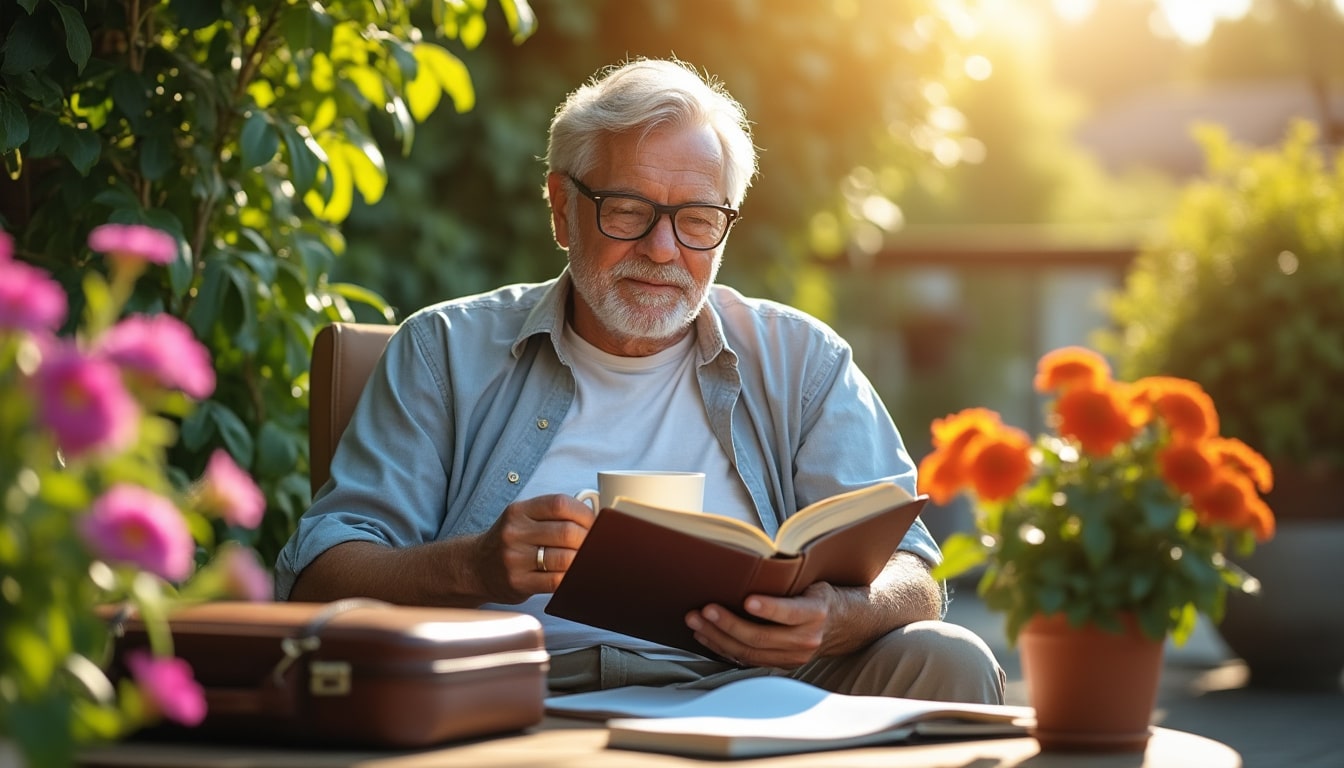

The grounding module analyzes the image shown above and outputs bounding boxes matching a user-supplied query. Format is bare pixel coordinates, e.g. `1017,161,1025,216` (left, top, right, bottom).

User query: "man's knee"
879,620,1006,703
825,620,1004,704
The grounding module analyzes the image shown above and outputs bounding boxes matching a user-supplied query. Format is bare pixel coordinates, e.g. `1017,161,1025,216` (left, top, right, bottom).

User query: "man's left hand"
684,582,836,668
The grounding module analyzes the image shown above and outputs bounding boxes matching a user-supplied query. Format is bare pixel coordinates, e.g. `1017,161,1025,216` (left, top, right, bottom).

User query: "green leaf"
15,70,65,107
187,257,228,337
278,122,324,195
170,0,224,30
0,96,29,153
281,3,334,55
52,2,92,72
420,44,474,114
346,134,385,205
498,0,537,43
239,112,279,169
256,422,299,480
25,112,61,157
138,208,193,297
458,12,486,49
209,403,255,466
326,282,393,318
59,125,100,175
110,70,150,127
929,532,987,581
2,14,57,75
180,402,215,450
138,132,173,181
234,249,278,284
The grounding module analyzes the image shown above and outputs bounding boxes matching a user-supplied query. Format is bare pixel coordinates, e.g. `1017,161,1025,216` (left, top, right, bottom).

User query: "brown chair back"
309,322,397,497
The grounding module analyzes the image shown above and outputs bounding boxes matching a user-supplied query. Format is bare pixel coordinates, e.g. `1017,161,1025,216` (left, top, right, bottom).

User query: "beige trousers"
548,619,1006,705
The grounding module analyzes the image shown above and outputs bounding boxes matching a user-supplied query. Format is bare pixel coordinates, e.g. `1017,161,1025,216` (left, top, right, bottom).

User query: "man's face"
549,125,728,356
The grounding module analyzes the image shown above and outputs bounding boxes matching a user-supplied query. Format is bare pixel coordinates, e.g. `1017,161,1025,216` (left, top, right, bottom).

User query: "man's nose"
639,213,681,262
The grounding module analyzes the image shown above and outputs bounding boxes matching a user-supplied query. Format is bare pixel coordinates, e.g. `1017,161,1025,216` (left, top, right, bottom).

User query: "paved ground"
943,586,1344,768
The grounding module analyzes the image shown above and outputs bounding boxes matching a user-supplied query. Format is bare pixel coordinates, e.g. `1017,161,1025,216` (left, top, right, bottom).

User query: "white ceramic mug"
575,470,705,513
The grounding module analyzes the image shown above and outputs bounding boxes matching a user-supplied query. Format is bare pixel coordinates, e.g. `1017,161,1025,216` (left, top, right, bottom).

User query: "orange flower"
1053,384,1137,457
1208,437,1274,493
930,407,1002,449
965,429,1034,502
1135,376,1219,441
1033,346,1111,394
1192,473,1275,542
1157,441,1218,496
919,408,1007,504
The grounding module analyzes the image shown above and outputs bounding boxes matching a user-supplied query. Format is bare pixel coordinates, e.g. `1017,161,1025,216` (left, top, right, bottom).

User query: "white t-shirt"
484,323,757,660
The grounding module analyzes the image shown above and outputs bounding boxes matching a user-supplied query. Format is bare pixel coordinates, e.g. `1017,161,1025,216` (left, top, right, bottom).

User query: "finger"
742,593,823,626
525,494,598,527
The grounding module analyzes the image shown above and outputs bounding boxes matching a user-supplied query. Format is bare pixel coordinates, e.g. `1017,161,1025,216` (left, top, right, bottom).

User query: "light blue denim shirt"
274,271,940,601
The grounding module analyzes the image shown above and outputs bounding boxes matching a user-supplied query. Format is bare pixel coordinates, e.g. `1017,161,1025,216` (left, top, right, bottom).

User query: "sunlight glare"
1052,0,1094,24
1154,0,1253,45
964,54,993,81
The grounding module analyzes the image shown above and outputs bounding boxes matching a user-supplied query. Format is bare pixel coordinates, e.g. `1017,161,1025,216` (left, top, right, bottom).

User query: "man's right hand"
287,493,595,608
469,493,596,604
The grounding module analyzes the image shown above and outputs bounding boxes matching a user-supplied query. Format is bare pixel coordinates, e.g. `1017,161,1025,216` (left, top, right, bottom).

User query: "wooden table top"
80,717,1241,768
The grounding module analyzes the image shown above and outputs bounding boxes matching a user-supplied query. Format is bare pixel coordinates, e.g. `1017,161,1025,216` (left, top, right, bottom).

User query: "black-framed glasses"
569,176,739,251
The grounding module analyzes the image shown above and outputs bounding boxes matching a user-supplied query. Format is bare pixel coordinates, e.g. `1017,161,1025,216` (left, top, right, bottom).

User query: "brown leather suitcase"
107,599,550,748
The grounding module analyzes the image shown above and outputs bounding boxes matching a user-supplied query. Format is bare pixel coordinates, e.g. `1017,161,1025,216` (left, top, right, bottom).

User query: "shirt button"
507,472,520,484
537,418,549,429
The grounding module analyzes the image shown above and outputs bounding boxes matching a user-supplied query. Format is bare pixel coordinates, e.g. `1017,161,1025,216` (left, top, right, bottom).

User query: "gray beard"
566,226,719,343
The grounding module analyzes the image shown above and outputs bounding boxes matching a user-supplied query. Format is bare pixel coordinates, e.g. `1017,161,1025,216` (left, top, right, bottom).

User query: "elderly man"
275,57,1004,704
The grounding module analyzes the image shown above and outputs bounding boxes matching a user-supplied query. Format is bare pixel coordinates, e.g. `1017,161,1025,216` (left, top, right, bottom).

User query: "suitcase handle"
269,598,392,685
196,599,394,719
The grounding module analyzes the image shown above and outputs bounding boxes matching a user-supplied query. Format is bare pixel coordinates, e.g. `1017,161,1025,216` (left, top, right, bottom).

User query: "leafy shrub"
1105,120,1344,477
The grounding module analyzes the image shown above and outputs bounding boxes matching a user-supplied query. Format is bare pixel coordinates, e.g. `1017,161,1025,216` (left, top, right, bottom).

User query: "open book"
545,482,928,657
545,677,1034,759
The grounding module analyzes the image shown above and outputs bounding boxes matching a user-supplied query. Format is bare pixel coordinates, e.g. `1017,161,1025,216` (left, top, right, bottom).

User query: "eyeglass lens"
599,197,731,249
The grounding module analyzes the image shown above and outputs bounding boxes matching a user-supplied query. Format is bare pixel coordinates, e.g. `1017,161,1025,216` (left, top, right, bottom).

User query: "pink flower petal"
98,314,215,399
126,650,207,726
198,450,265,528
33,344,139,457
88,224,177,266
79,484,195,581
220,545,274,601
0,259,68,334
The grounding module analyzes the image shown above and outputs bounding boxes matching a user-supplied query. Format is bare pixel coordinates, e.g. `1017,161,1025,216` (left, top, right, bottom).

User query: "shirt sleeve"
273,322,454,599
791,345,942,569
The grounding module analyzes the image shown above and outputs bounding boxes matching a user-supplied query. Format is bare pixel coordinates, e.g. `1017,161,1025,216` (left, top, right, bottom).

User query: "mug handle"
575,489,600,512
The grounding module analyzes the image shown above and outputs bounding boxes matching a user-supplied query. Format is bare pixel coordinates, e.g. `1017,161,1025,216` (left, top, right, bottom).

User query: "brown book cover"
545,483,929,658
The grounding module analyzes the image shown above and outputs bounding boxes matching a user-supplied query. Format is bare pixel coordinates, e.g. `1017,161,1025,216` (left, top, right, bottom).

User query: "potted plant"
1104,120,1344,690
923,346,1274,752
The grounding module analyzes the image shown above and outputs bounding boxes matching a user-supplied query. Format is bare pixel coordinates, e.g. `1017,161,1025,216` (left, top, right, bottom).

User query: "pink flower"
218,545,273,601
33,344,139,457
98,314,215,400
126,650,207,727
79,484,195,581
197,450,265,528
88,224,177,265
0,259,68,334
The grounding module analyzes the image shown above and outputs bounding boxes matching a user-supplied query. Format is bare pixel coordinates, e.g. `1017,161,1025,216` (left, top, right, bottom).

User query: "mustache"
610,260,695,290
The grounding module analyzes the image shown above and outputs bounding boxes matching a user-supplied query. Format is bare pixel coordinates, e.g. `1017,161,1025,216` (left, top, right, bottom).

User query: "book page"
546,676,832,720
774,482,914,554
593,677,1034,759
608,498,780,556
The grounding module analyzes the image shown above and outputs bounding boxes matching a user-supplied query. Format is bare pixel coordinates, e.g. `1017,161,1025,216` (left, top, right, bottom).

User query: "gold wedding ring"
536,545,547,572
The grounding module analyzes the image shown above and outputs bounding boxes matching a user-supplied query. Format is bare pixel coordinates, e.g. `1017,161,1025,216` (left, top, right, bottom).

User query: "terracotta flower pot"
1018,613,1165,753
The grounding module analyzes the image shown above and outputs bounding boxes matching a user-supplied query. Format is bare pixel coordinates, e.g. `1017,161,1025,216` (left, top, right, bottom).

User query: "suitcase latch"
309,661,352,696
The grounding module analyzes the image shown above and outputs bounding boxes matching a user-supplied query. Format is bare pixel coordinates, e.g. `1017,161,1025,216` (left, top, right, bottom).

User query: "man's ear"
546,172,571,249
